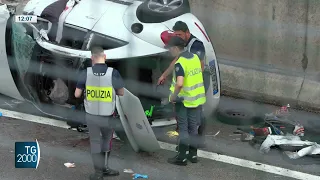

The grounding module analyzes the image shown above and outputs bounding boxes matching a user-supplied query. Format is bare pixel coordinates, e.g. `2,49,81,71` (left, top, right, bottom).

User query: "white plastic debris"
259,135,320,159
64,162,75,168
124,169,134,173
284,144,320,159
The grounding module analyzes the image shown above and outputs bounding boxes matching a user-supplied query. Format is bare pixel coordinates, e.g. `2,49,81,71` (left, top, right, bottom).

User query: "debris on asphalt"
239,104,306,144
284,144,320,159
205,130,220,137
124,169,134,173
64,162,75,168
132,173,148,179
259,135,320,159
240,133,254,142
166,131,179,138
235,104,320,159
233,130,243,134
214,130,220,137
251,127,272,136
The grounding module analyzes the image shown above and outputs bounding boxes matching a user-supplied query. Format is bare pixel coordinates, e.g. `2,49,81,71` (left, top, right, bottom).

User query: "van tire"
217,109,264,126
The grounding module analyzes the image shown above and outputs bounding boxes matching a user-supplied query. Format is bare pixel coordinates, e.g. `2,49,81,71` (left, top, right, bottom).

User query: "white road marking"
149,118,177,127
0,108,319,180
4,102,13,108
2,100,22,108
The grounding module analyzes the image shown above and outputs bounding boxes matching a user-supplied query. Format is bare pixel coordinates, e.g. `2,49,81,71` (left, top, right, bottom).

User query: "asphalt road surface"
0,117,301,180
0,95,319,180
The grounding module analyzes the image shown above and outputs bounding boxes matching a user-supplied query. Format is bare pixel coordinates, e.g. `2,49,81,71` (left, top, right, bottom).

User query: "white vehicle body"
0,0,220,132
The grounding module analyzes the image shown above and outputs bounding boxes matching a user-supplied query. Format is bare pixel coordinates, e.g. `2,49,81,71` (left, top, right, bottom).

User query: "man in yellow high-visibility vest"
165,36,206,166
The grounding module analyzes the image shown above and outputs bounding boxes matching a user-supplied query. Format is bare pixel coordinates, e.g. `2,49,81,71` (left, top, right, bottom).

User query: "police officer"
158,21,209,149
165,36,206,165
74,46,125,180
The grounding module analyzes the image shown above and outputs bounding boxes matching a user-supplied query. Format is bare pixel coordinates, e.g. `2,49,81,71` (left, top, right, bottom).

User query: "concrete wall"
190,0,320,73
189,0,320,110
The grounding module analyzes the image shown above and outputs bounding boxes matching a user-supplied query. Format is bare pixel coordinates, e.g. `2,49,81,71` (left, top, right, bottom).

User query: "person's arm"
190,41,206,71
74,70,87,98
112,69,125,96
170,63,184,102
162,56,179,78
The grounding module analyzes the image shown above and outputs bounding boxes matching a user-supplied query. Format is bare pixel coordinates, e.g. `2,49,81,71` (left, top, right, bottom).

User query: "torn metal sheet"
284,144,320,159
259,135,320,159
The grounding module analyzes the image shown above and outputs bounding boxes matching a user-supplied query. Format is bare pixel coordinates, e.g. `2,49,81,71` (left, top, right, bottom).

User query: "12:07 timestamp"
15,15,37,23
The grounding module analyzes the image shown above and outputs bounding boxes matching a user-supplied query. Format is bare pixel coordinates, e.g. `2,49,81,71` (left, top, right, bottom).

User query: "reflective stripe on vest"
169,54,206,108
84,67,116,116
185,37,198,52
185,37,207,64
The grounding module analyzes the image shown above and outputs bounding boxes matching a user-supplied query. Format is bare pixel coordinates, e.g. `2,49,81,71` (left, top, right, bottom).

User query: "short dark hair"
172,21,189,32
164,36,186,49
90,46,104,56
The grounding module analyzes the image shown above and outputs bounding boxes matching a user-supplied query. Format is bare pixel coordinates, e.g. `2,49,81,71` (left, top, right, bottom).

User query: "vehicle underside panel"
64,0,111,31
0,5,24,100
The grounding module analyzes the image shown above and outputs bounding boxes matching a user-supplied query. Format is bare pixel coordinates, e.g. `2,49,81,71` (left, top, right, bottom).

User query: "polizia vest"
185,36,207,64
169,53,206,108
84,67,116,116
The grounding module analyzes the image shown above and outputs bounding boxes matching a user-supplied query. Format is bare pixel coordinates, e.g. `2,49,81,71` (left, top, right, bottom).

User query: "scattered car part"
216,109,263,126
284,144,320,159
260,135,320,159
240,133,254,142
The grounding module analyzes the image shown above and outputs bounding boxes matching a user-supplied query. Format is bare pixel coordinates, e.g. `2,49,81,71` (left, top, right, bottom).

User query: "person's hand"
169,95,176,104
157,75,166,85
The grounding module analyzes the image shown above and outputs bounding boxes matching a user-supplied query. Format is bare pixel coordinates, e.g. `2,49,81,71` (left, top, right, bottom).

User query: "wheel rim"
147,0,183,13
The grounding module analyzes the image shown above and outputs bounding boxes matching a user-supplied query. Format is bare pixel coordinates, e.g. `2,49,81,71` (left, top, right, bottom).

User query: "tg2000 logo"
15,140,40,168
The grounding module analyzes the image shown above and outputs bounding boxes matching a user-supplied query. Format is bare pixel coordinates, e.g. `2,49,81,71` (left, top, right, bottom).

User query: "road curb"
219,63,320,113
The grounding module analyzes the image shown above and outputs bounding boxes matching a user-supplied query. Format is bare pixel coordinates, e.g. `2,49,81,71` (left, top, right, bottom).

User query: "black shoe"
103,168,120,176
101,151,120,176
188,146,198,163
168,144,188,166
167,154,187,166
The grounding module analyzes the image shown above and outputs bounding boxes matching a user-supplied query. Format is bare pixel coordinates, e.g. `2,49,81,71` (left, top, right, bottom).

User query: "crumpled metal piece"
259,135,319,159
284,144,320,159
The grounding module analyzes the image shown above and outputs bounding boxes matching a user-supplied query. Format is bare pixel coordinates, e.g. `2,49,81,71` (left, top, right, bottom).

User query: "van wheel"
217,109,264,126
136,0,190,23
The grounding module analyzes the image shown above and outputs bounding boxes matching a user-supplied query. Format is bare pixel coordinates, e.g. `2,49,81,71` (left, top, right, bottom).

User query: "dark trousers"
86,113,114,154
175,103,200,147
198,105,206,136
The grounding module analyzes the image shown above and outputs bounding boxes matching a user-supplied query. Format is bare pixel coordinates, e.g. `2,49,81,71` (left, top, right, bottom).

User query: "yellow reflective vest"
169,52,206,108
